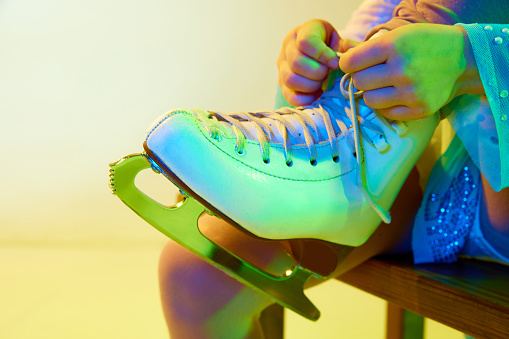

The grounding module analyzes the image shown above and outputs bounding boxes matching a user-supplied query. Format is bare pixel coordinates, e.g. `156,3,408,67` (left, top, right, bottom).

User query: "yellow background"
0,0,464,337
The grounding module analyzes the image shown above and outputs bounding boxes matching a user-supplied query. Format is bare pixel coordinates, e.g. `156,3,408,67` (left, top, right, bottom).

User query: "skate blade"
109,153,322,321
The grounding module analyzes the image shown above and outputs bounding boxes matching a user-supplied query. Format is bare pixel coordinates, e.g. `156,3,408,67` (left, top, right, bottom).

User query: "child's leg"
478,175,509,261
481,175,509,238
158,214,294,339
159,167,422,339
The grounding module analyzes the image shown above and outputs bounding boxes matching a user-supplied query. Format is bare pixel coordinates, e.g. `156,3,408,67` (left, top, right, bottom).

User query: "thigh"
198,213,296,277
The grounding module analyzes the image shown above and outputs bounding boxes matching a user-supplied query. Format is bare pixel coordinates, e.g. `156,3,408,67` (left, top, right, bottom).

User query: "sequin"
502,114,508,121
503,28,509,34
484,25,493,31
501,90,508,98
494,37,503,45
424,165,480,263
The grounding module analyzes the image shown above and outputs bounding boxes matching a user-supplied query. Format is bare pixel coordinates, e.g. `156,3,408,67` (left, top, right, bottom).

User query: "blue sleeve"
446,23,509,191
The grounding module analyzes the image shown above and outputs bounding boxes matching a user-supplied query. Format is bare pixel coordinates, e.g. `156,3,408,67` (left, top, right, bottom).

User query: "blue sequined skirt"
412,136,482,264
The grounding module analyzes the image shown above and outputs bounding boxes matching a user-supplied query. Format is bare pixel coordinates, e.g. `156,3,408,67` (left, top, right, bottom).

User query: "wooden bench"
260,255,509,339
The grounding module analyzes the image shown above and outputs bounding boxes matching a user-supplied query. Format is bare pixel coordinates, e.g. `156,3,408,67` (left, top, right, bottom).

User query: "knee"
158,239,246,320
159,239,223,299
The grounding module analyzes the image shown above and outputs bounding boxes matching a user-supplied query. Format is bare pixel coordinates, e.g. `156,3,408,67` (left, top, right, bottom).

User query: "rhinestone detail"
424,166,480,263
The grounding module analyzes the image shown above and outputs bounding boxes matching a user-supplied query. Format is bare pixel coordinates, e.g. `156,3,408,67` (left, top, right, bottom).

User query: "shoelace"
196,73,406,223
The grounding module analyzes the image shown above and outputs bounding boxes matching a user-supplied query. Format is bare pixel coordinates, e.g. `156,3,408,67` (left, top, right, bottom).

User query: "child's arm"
341,21,509,191
339,23,483,120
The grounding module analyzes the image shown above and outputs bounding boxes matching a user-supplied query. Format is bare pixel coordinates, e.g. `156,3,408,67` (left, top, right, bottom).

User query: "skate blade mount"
109,153,322,321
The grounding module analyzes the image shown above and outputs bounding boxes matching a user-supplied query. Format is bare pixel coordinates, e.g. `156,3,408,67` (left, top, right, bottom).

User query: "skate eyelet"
263,158,270,164
211,133,222,141
286,160,293,167
373,136,389,152
332,155,339,163
235,146,245,155
310,159,317,166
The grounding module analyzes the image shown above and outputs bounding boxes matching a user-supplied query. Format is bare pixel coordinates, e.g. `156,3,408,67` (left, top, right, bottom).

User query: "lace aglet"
360,188,391,224
379,209,391,224
370,199,391,224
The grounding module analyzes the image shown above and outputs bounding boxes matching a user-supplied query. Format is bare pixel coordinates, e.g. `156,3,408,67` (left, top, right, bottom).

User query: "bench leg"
386,302,424,339
260,303,285,339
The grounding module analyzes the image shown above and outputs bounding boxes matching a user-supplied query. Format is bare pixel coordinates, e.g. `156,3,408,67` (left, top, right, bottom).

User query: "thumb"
338,38,361,53
297,19,340,69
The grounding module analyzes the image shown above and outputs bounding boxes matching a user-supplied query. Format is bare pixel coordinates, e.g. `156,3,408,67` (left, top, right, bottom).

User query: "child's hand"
277,19,358,107
340,24,483,120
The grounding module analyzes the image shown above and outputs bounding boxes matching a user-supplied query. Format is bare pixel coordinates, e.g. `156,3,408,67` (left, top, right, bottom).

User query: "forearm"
339,0,400,42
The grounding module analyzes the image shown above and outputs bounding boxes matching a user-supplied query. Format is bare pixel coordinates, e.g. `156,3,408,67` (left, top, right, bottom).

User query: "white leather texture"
146,109,439,246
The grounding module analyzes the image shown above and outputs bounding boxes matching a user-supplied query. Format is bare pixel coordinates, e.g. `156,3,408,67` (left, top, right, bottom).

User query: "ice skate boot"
143,74,438,245
109,73,439,320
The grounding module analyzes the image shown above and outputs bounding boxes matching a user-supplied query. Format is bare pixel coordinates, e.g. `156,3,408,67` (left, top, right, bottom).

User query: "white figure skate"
109,74,439,320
